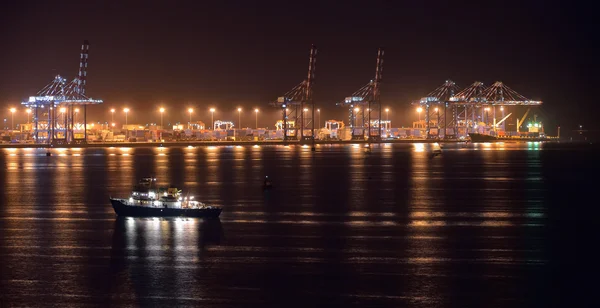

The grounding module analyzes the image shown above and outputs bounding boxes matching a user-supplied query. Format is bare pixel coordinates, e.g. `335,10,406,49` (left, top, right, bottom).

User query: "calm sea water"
0,142,595,307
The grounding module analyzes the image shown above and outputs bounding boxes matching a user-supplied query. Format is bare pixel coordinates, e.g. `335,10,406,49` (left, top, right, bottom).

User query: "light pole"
317,108,320,128
110,108,115,123
10,108,16,130
26,108,31,123
434,107,440,137
188,108,193,128
159,107,165,128
485,107,490,125
124,108,129,126
354,107,359,127
417,107,423,123
59,107,66,137
75,108,79,123
210,108,215,130
237,108,242,129
500,106,505,130
254,108,259,128
303,108,308,127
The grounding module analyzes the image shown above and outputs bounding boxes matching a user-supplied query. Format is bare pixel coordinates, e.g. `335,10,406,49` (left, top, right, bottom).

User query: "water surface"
0,142,594,307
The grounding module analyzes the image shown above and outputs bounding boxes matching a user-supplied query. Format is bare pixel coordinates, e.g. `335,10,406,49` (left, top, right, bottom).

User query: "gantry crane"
337,48,384,141
270,45,317,147
415,80,542,138
21,40,103,145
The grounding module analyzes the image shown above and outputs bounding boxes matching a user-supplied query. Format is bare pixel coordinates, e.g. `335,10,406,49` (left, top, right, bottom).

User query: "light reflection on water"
0,143,578,307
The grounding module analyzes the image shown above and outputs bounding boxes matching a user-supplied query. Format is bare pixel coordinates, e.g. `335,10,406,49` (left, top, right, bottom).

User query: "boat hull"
110,198,222,218
468,133,499,142
468,133,550,142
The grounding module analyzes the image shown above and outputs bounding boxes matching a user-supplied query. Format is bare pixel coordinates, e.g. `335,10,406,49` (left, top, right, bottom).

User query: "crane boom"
517,108,531,128
495,113,512,126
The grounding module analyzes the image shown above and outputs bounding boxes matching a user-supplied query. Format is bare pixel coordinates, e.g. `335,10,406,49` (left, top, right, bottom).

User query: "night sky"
0,0,596,133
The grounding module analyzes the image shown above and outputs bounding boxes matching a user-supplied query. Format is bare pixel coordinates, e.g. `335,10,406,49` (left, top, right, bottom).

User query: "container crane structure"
337,48,384,141
414,80,542,138
21,40,103,145
270,45,317,146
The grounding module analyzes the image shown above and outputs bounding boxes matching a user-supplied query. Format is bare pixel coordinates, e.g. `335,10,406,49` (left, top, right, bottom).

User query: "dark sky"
0,0,596,133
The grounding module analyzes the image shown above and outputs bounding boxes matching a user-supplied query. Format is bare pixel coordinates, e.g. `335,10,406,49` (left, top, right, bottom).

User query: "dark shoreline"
0,138,566,149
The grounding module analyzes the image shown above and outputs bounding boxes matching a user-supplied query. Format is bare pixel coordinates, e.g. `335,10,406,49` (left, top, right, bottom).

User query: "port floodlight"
188,108,193,113
385,108,389,112
354,107,359,112
210,108,215,112
124,108,130,113
110,108,115,113
434,107,438,112
317,108,320,112
160,107,165,113
303,108,308,112
255,108,259,113
417,107,423,113
59,107,66,113
237,107,242,112
75,108,79,113
26,109,31,114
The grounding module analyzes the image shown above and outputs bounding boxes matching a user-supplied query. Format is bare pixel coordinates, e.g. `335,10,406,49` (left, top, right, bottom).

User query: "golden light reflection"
413,143,425,152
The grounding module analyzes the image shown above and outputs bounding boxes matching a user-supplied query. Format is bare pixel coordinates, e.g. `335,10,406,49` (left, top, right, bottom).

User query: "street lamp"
110,108,115,123
188,108,193,128
385,108,389,121
210,108,215,130
417,107,423,122
26,108,31,123
74,108,79,123
9,108,16,130
237,108,242,129
303,108,308,127
354,107,359,127
254,108,259,128
124,108,130,126
434,107,440,130
317,108,321,128
159,107,165,128
485,107,490,124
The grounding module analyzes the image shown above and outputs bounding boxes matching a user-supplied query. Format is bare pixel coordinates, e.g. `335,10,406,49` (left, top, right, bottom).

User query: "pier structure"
414,80,542,139
270,45,317,145
21,40,103,145
336,48,384,141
